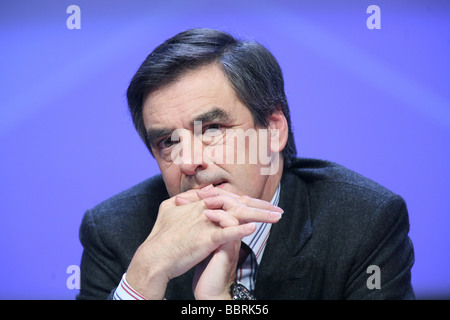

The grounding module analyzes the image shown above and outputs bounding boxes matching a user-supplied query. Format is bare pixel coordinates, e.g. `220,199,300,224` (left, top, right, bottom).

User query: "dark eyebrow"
192,107,233,124
145,107,233,146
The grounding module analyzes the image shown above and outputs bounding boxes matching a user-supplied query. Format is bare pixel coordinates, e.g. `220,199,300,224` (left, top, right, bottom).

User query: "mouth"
185,178,229,191
212,180,227,188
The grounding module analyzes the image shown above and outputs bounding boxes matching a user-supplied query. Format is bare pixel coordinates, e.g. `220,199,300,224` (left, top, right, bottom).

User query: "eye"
203,123,223,136
158,136,176,150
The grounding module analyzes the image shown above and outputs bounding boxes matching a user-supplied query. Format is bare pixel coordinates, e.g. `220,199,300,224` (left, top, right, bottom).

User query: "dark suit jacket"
77,158,415,299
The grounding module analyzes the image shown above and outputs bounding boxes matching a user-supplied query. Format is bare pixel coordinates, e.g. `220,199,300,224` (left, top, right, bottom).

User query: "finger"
239,195,284,214
197,188,283,213
203,195,282,224
178,189,202,202
175,196,192,206
165,189,201,208
197,187,239,200
211,223,257,245
202,194,240,210
204,209,239,228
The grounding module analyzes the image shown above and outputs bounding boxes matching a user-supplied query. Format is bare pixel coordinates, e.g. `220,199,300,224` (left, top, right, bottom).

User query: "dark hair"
127,28,297,166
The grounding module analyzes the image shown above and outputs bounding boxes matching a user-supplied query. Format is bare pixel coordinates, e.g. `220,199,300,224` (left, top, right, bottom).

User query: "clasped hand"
126,185,283,300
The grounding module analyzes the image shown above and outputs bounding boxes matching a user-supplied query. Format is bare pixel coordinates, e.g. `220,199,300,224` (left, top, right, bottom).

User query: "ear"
267,109,288,154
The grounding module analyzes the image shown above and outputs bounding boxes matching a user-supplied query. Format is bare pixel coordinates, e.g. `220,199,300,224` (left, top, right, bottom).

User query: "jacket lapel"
255,168,313,299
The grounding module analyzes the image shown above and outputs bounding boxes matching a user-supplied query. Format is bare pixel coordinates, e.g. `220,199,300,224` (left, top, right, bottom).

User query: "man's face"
142,64,283,201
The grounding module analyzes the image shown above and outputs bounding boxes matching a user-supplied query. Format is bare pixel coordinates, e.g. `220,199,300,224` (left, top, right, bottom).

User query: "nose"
178,132,208,176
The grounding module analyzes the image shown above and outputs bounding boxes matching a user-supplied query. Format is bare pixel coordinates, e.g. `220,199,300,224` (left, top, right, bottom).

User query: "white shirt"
113,183,281,300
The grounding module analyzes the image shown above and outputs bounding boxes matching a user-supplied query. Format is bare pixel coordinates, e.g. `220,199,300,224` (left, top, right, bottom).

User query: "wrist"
194,277,235,300
126,244,171,300
125,266,169,300
113,273,148,300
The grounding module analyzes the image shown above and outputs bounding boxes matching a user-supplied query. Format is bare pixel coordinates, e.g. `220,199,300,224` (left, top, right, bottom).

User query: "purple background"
1,0,449,299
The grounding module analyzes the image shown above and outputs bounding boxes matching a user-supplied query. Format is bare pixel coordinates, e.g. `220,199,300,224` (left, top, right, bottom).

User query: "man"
77,28,415,300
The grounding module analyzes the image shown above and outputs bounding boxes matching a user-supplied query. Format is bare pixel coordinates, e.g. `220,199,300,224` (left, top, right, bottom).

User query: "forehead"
142,64,240,130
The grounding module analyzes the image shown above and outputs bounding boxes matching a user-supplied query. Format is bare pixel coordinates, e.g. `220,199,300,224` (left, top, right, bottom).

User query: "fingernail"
275,206,284,214
245,223,257,233
200,184,213,191
270,211,282,220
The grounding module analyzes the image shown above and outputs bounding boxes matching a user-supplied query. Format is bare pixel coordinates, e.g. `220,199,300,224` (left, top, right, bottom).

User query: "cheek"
209,129,260,165
223,163,267,198
157,161,181,197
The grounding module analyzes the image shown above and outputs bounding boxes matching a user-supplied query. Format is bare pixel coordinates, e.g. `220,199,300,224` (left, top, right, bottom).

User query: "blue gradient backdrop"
0,0,449,299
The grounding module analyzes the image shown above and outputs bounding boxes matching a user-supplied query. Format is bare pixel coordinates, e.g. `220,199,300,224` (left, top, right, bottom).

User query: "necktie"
237,241,253,269
236,241,257,292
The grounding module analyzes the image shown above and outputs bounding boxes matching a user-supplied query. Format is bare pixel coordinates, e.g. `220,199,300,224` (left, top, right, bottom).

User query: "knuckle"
233,203,248,217
239,195,251,204
210,230,222,244
159,199,171,210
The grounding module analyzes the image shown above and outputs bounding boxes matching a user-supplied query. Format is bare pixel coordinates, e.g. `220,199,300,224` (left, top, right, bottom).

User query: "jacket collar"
254,166,313,298
267,166,312,256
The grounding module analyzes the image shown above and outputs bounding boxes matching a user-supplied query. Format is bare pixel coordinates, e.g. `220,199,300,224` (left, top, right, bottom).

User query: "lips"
213,181,226,187
197,180,227,189
182,175,229,192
